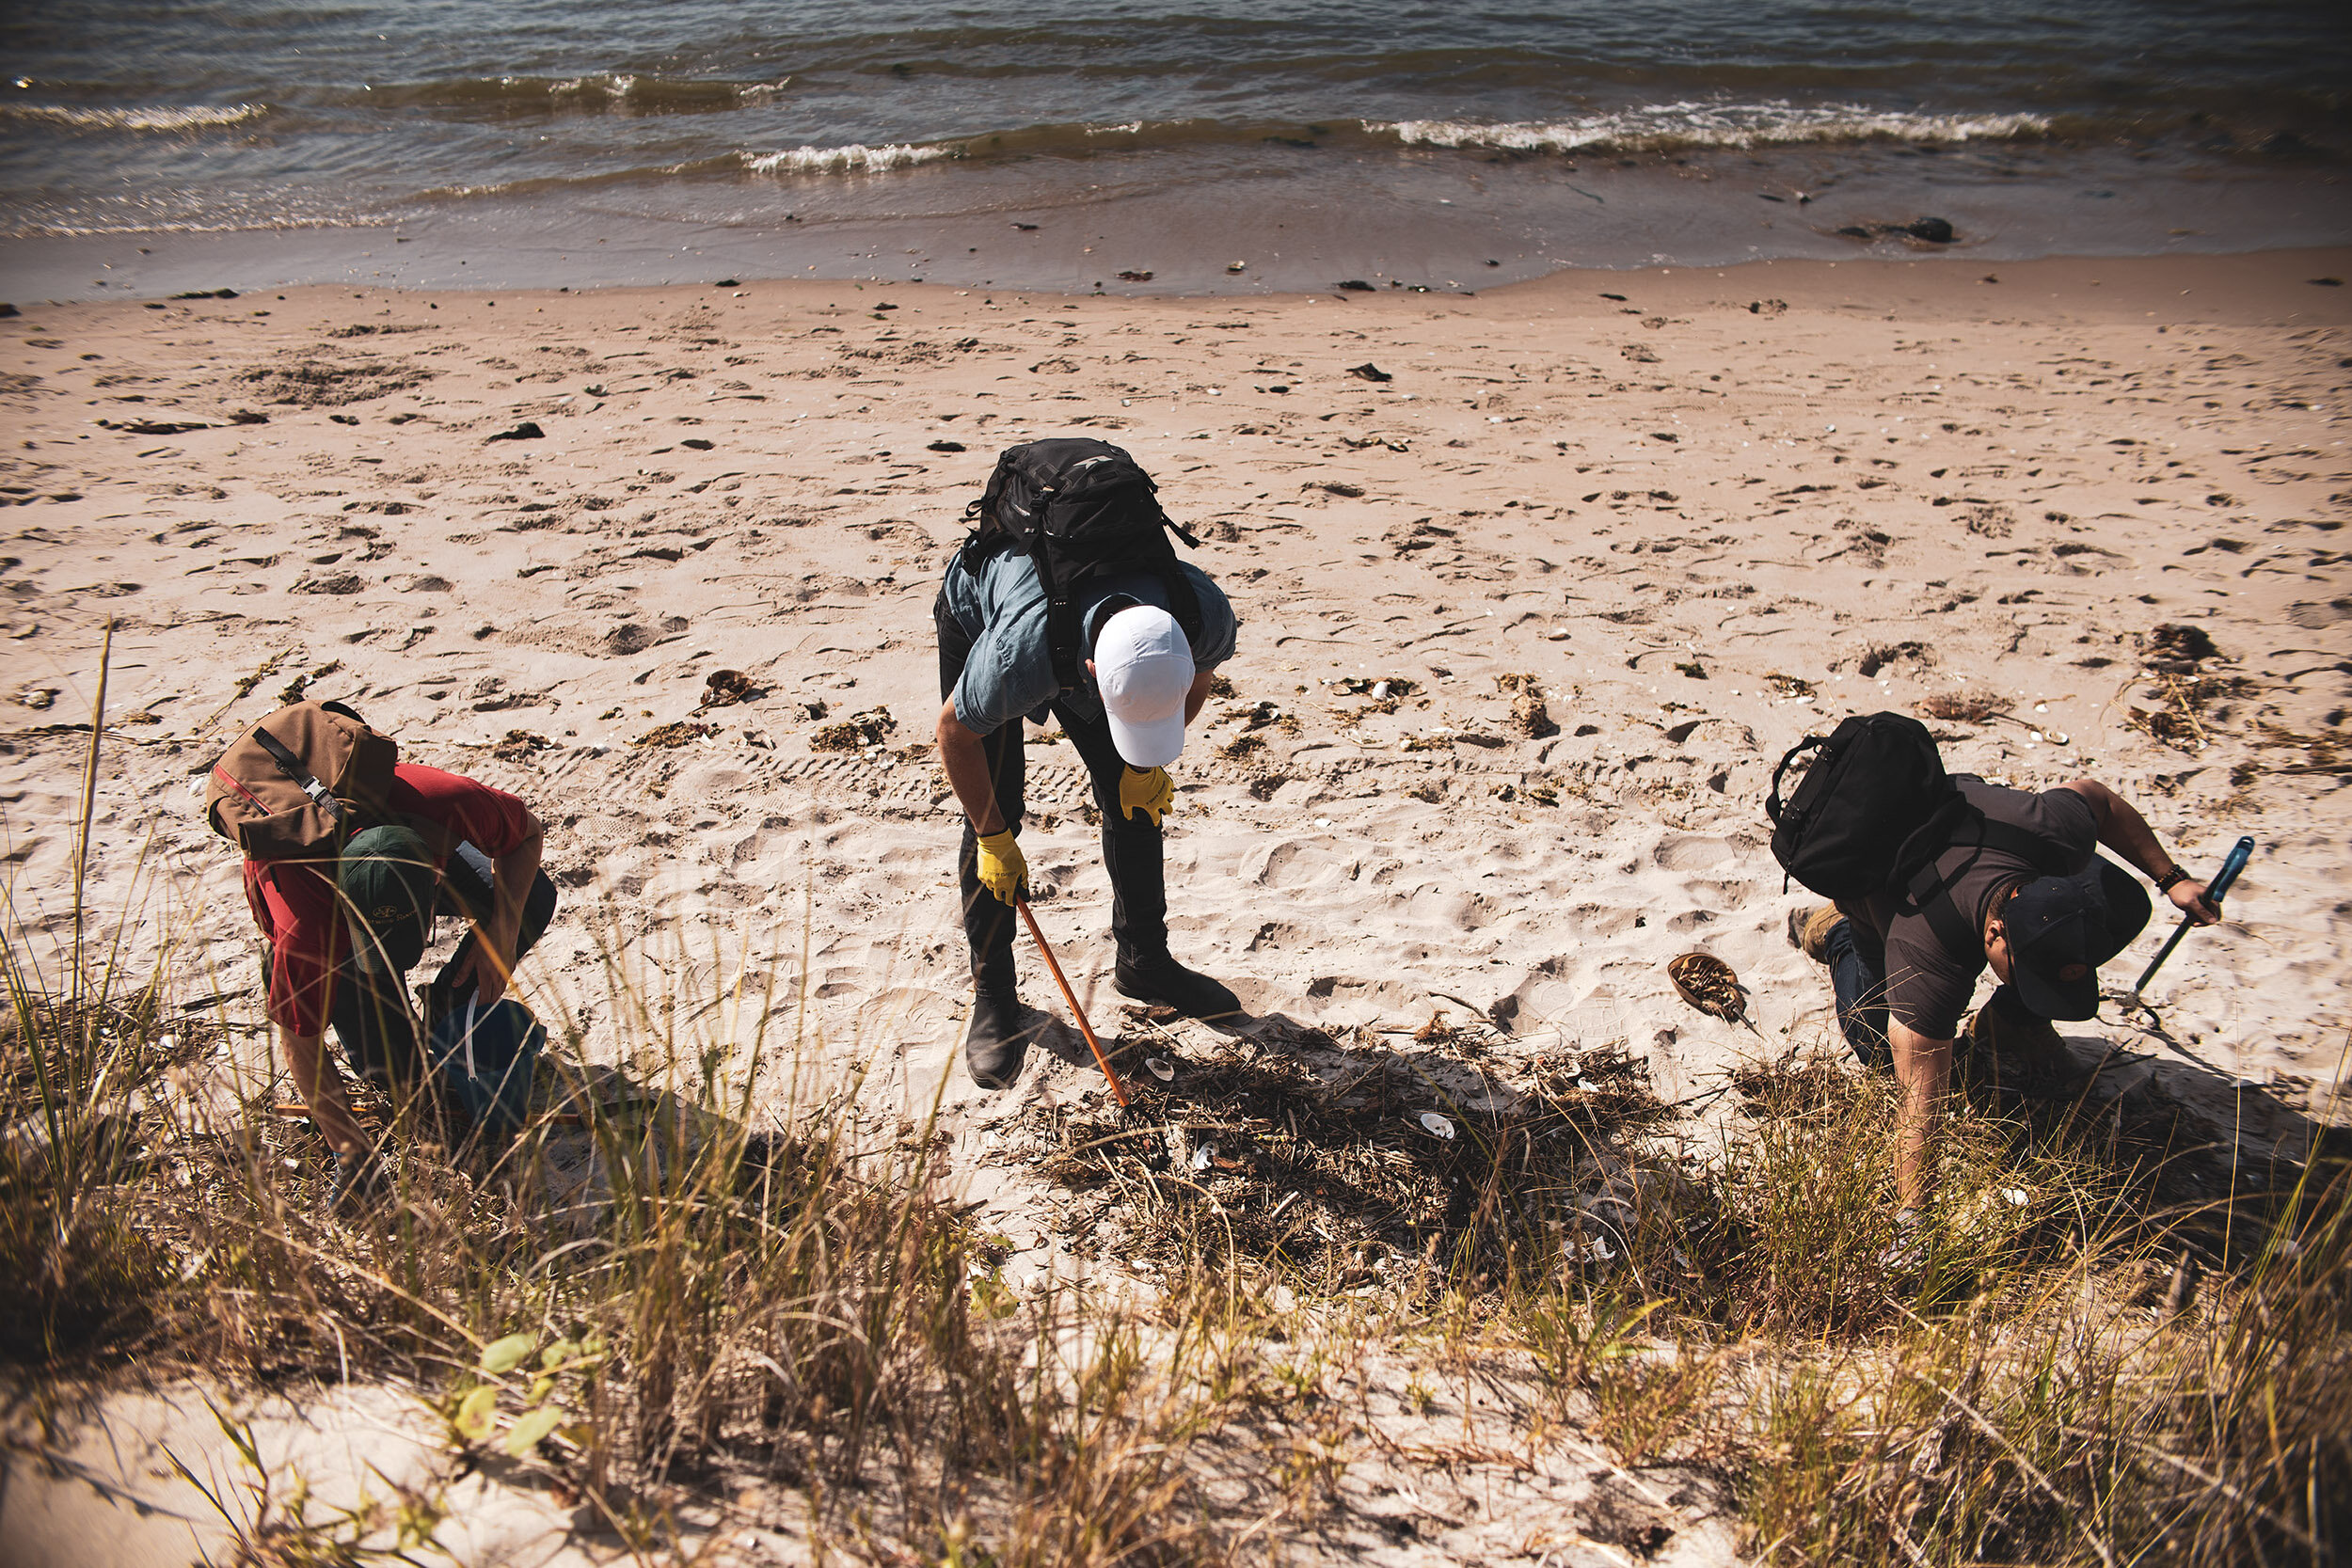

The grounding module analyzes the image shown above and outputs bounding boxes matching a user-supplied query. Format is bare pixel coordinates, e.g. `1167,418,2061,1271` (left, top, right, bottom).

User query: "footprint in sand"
1653,834,1738,871
1247,838,1343,888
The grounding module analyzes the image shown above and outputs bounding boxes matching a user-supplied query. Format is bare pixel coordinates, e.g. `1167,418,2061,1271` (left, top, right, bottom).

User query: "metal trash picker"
2131,834,2255,1004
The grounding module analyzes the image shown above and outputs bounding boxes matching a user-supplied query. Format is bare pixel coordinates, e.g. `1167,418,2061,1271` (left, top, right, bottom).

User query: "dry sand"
2,247,2348,1562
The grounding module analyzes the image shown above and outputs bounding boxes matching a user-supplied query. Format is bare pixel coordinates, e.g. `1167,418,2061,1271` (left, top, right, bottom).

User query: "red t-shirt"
242,763,533,1036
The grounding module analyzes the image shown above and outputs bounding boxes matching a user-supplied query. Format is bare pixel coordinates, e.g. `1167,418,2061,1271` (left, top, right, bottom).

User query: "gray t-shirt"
938,545,1237,736
1841,777,2100,1038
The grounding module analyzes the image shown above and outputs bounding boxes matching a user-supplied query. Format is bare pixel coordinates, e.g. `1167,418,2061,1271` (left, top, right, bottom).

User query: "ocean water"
2,1,2347,296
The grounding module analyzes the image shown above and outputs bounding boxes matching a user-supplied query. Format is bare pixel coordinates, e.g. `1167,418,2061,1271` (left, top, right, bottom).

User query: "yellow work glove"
1120,765,1173,826
974,830,1026,905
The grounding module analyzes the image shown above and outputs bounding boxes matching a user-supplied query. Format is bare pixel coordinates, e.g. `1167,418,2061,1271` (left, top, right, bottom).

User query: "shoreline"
4,146,2345,307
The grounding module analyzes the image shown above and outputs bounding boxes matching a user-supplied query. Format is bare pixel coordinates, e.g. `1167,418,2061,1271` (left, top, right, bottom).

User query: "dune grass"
3,682,2345,1562
1512,1058,2351,1565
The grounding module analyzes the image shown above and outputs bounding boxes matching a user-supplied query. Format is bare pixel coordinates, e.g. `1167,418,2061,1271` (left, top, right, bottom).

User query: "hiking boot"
964,991,1030,1091
327,1147,390,1218
1963,1003,2087,1099
1115,955,1242,1022
1787,904,1844,964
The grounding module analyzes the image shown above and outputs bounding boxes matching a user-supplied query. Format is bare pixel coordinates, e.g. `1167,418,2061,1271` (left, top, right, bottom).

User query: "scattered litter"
485,421,545,442
1191,1142,1216,1171
1146,1057,1176,1083
1417,1111,1455,1140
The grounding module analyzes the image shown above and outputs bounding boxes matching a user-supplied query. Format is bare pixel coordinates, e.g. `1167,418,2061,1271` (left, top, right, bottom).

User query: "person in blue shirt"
934,531,1241,1088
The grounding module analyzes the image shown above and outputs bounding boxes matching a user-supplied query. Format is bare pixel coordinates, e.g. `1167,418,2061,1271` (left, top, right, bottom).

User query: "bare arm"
937,701,1008,834
2063,780,2220,924
1184,667,1216,725
279,1025,368,1157
456,812,544,1006
1888,1019,1953,1212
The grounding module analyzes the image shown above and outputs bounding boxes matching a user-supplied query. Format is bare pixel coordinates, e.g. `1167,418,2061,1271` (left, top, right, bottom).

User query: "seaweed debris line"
1001,1021,1681,1292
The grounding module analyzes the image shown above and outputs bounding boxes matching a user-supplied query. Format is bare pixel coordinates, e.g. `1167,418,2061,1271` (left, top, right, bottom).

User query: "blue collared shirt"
940,544,1237,736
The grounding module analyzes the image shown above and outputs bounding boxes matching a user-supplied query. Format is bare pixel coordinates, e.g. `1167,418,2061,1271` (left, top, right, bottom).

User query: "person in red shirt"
242,761,553,1203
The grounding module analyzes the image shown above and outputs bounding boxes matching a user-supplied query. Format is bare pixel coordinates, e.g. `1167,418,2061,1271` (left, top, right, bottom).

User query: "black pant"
334,857,558,1091
936,589,1168,1000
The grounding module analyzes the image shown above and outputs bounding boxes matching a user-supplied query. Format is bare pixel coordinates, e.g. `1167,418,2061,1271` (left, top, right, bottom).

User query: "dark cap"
338,824,437,975
2002,858,2153,1021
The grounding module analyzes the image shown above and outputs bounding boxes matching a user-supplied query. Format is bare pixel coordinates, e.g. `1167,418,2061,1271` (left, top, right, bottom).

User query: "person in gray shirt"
1790,774,2219,1241
933,533,1241,1089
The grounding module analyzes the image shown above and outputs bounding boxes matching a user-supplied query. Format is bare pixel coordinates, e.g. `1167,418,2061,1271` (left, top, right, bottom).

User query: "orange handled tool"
1014,895,1130,1110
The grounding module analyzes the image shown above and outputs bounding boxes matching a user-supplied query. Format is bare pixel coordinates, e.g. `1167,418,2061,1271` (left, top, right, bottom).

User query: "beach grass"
3,680,2344,1563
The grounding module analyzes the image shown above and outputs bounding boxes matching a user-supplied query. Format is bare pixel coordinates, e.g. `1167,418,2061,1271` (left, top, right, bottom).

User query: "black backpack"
965,437,1204,690
1766,711,2070,952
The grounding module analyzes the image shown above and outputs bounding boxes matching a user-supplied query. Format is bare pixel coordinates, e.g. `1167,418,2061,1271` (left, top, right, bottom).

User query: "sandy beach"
3,245,2348,1563
8,246,2347,1097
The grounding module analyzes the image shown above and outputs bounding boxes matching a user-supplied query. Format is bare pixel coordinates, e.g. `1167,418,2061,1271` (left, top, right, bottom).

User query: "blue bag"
426,993,545,1144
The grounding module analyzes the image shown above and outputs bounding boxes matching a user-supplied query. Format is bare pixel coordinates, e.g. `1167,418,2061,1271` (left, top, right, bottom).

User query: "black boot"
964,991,1030,1091
1115,954,1241,1021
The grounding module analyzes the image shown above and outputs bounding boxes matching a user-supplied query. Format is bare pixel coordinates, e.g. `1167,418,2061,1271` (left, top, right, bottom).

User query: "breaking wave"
1375,103,2052,154
1,102,268,132
741,142,953,174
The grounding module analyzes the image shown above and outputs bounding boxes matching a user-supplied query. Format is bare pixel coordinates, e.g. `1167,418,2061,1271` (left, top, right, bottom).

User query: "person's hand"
457,935,513,1006
976,830,1027,905
1120,765,1173,826
2168,878,2221,926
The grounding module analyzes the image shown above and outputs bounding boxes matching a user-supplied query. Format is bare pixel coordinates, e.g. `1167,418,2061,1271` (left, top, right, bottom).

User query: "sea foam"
741,143,951,174
1377,103,2051,154
2,103,268,132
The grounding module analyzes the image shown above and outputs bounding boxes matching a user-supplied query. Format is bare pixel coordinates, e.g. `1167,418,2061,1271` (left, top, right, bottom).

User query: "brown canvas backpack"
206,700,398,862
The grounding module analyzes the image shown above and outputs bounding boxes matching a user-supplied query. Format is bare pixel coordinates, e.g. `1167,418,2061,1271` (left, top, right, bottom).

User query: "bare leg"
281,1027,368,1157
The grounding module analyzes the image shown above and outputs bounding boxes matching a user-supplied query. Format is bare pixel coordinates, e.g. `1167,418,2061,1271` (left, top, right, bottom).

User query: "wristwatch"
2153,867,2188,894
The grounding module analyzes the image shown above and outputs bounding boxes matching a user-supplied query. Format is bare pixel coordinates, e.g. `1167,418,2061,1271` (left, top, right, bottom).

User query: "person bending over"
935,531,1242,1089
1789,774,2217,1231
238,760,555,1206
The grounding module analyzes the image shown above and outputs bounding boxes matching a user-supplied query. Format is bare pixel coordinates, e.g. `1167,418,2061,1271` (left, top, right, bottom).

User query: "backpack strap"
1901,814,2068,963
250,723,345,828
1044,554,1082,693
1765,734,1828,825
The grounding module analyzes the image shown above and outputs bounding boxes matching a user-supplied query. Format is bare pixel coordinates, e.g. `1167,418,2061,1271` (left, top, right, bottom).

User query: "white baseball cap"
1093,604,1195,768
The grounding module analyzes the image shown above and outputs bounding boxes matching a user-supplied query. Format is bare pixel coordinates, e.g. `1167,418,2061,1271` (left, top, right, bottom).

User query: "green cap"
338,825,437,975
